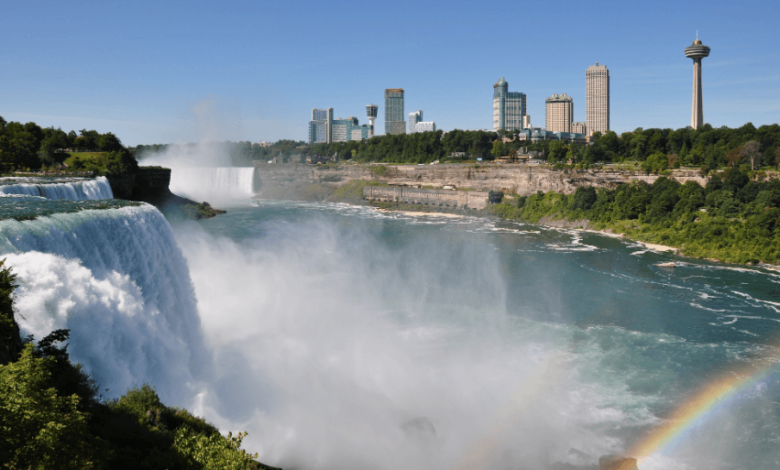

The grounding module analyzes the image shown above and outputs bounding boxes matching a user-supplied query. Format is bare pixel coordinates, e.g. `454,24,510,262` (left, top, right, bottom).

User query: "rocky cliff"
107,167,223,219
252,162,708,198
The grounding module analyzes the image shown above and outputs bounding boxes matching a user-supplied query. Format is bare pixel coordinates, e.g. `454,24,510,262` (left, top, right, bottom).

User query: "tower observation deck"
684,36,710,129
366,104,378,138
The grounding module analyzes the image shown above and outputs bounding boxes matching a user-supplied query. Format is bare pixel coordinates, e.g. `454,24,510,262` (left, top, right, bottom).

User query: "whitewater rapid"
0,204,207,402
0,176,114,200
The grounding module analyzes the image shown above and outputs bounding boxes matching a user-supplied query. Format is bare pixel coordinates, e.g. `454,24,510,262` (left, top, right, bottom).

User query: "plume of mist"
139,97,256,202
169,211,627,470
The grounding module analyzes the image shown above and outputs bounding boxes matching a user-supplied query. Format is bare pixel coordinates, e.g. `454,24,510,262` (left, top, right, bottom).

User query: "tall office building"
309,108,333,144
685,35,710,129
384,89,405,135
409,110,422,134
408,110,436,134
586,63,610,136
492,77,527,131
545,94,573,133
309,108,369,144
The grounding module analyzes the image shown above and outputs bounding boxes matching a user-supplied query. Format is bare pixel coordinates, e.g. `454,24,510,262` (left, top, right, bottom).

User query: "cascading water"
2,196,778,470
0,204,207,403
169,167,255,201
0,176,114,200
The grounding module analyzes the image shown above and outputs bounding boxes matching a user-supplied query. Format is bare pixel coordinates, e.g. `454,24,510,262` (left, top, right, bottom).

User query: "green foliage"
66,149,139,176
642,151,668,173
0,117,132,172
174,427,258,470
0,260,22,366
492,168,780,265
0,345,104,469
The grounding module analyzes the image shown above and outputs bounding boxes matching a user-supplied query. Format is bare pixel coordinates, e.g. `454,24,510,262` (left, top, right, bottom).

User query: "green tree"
174,427,259,470
0,345,103,469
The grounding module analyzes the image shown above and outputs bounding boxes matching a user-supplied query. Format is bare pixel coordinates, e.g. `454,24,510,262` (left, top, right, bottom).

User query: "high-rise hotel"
545,94,573,133
492,77,527,131
586,63,610,136
384,89,406,135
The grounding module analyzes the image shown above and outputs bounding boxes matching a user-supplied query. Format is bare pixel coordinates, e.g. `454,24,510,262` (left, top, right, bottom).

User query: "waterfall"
169,167,255,201
0,204,206,402
0,176,114,200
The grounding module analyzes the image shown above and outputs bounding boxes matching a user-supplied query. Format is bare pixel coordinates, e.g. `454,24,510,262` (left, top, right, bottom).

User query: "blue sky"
1,0,778,146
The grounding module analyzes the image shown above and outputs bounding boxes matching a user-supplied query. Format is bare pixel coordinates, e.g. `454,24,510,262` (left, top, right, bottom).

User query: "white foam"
0,176,113,200
0,205,206,403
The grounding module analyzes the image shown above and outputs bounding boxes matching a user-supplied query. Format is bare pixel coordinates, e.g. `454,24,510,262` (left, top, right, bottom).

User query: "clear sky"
1,0,778,146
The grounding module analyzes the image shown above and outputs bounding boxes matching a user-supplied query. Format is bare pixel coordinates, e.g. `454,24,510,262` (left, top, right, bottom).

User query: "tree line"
304,123,780,171
5,114,780,174
0,116,126,171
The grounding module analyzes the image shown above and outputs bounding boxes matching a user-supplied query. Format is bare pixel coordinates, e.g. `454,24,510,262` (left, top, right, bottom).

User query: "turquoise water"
2,194,778,469
191,201,780,469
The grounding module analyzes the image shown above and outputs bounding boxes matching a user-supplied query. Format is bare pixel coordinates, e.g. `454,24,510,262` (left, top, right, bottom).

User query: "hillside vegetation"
0,117,135,174
490,168,780,265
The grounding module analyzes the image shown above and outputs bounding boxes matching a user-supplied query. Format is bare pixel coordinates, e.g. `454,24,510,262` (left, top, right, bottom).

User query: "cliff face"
252,162,708,197
107,168,224,219
107,168,173,204
106,173,136,200
131,168,173,206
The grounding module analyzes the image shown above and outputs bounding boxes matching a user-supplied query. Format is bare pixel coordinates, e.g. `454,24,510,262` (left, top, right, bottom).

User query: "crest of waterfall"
169,167,255,202
0,176,114,200
0,204,207,402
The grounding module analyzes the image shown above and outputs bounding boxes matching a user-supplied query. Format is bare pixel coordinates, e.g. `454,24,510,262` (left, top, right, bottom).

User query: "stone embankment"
252,162,708,197
363,186,490,209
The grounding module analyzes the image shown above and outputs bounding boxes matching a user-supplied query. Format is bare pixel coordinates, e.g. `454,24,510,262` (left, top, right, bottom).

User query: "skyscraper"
545,94,573,133
685,35,710,129
384,89,405,135
586,63,609,136
492,77,527,131
309,108,333,144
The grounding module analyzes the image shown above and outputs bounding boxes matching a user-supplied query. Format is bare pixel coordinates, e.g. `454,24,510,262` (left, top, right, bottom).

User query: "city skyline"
1,1,778,145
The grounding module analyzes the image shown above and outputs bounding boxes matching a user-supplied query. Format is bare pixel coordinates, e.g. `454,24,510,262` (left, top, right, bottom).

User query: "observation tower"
684,34,710,129
366,104,378,138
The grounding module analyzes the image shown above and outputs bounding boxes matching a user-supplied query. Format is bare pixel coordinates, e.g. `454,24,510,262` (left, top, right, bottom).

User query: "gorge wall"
252,162,709,198
107,167,173,204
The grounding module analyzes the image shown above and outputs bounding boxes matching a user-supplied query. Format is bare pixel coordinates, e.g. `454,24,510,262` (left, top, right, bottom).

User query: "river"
1,180,778,469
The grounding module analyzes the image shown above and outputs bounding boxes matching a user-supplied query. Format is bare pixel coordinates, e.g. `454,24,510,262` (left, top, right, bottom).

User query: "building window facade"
545,94,573,133
384,89,405,135
586,63,609,136
493,78,527,131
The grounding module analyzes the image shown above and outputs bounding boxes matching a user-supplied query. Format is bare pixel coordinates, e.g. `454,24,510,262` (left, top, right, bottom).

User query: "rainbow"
628,353,780,463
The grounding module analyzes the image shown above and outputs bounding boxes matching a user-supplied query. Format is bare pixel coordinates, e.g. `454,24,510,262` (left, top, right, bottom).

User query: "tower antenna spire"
684,35,710,129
